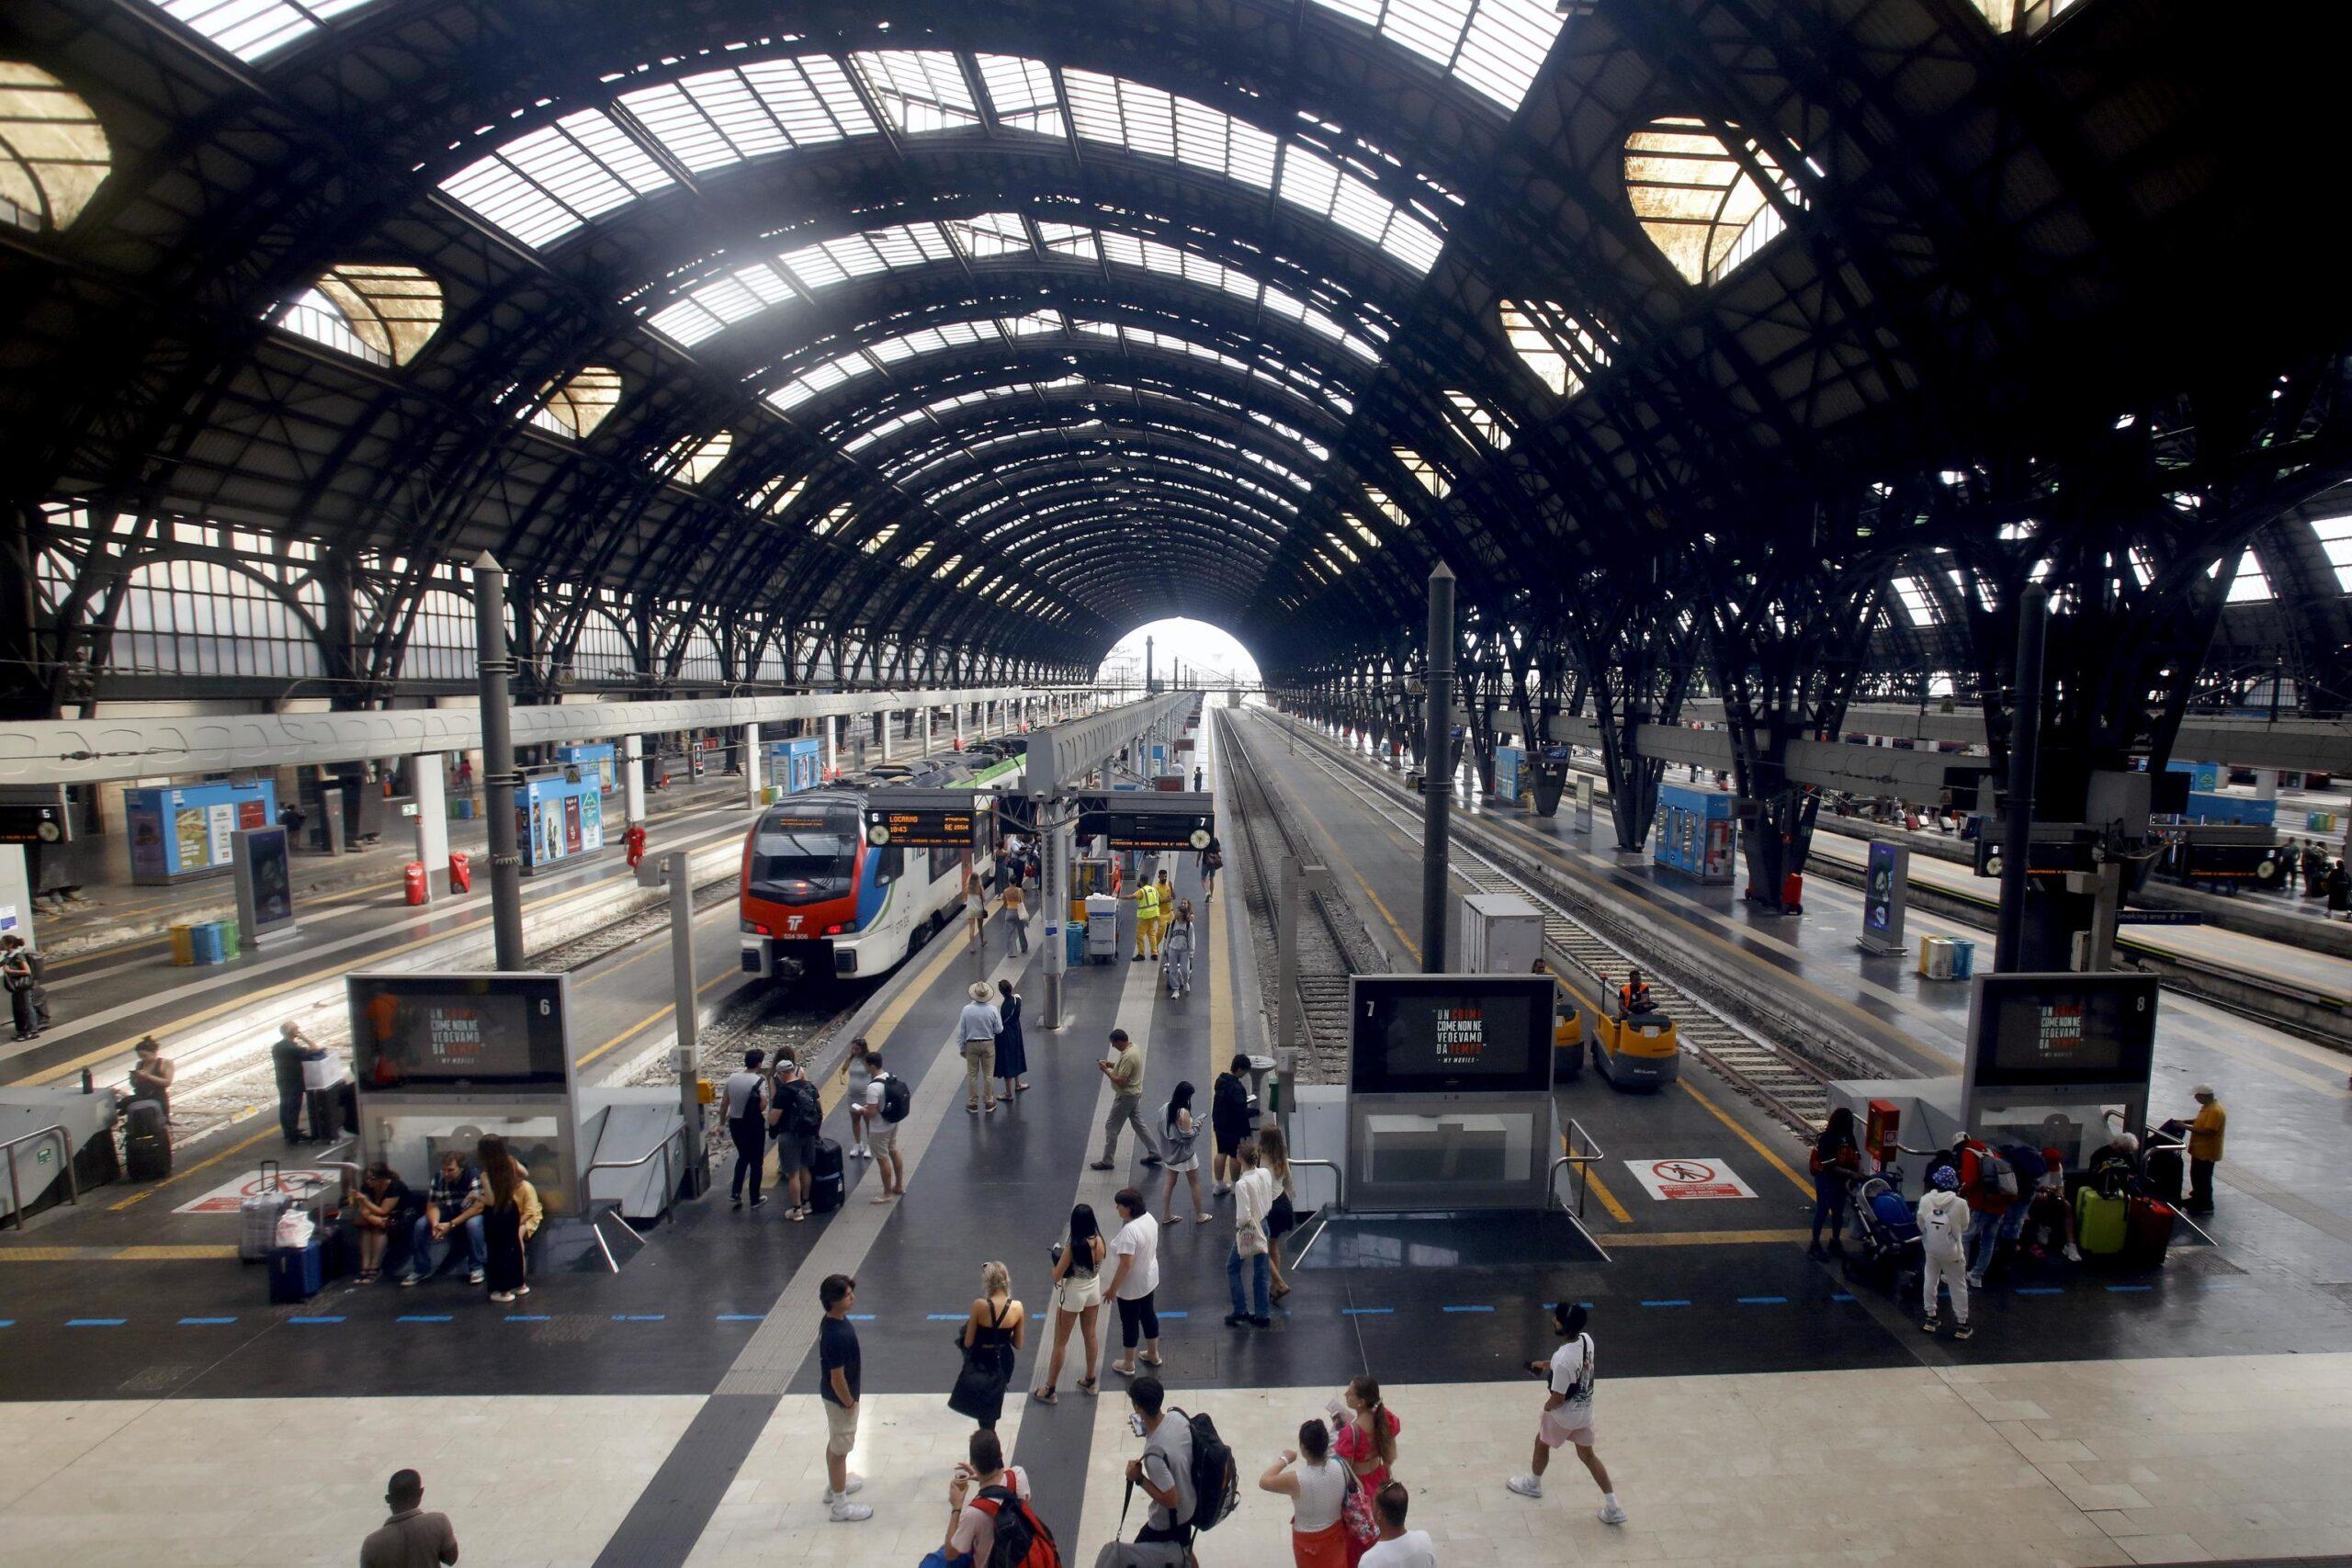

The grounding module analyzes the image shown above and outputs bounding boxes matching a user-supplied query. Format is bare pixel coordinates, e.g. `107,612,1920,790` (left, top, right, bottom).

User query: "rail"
582,1138,680,1272
1548,1118,1605,1220
2,1124,77,1230
1287,1156,1343,1213
2135,1126,2220,1247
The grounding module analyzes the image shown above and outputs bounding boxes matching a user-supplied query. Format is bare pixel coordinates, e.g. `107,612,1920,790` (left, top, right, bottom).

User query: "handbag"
1237,1217,1268,1258
1340,1462,1378,1548
945,1307,1013,1420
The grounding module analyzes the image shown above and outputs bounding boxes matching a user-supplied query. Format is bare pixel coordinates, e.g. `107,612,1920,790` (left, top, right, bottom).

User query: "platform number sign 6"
539,998,551,1016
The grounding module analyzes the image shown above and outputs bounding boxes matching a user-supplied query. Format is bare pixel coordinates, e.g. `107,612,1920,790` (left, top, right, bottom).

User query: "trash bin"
447,851,472,892
1066,920,1089,965
169,924,197,965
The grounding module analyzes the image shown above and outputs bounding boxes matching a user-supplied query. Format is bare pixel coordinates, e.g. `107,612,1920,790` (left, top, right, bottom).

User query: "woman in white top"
966,873,987,951
1226,1140,1277,1327
957,982,1003,1114
1032,1202,1105,1404
842,1036,874,1159
1104,1188,1163,1379
1260,1417,1355,1567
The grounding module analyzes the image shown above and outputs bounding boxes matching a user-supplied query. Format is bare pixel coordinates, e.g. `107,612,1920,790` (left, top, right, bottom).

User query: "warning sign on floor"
1625,1157,1757,1201
175,1168,337,1215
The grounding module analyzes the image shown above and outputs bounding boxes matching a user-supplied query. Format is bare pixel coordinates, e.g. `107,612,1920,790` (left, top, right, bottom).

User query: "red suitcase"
2125,1195,2177,1267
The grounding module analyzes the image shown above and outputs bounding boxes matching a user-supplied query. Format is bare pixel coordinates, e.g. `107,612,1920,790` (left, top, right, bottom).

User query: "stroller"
1842,1171,1921,1293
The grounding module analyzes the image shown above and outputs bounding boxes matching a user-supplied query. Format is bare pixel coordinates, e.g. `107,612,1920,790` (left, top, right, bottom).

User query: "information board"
864,789,978,848
346,972,571,1093
1962,972,2158,1091
232,825,298,946
1076,792,1216,851
1859,841,1909,954
1348,974,1555,1095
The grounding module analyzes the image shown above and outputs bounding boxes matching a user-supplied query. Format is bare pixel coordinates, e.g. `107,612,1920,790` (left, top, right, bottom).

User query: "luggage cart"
1084,894,1122,964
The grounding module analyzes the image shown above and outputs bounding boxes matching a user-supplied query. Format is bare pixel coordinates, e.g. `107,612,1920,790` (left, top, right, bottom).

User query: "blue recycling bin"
1066,921,1088,964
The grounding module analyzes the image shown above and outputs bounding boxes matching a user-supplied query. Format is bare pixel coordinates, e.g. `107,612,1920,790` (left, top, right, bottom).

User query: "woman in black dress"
458,1135,541,1305
993,978,1030,1096
954,1260,1026,1431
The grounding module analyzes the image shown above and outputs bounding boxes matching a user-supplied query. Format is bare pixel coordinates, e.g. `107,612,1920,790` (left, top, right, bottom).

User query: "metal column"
623,733,646,826
743,722,763,808
661,848,708,1196
471,551,526,970
1040,800,1072,1028
1995,584,2048,973
411,754,448,897
1419,562,1456,972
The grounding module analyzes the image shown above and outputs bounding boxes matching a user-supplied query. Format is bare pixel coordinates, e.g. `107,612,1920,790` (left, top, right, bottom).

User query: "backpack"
1170,1406,1238,1534
973,1483,1060,1568
2004,1145,2048,1185
879,1073,912,1124
783,1078,822,1137
1973,1146,2018,1201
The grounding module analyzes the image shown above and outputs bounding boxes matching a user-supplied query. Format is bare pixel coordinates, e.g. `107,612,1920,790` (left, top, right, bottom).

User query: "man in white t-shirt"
860,1050,905,1203
1506,1302,1627,1524
1106,1187,1163,1377
721,1048,768,1211
1360,1480,1438,1566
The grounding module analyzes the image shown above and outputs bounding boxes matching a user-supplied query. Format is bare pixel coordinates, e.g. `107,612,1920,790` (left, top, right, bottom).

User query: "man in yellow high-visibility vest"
1131,876,1161,960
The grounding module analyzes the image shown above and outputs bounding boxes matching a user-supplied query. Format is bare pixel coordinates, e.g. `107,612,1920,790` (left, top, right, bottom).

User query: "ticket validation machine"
1346,974,1556,1211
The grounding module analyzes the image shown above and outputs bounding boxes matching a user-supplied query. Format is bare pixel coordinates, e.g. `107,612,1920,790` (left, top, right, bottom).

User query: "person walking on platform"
403,1149,485,1286
2185,1084,2227,1215
959,981,1003,1115
1131,875,1161,961
1091,1029,1162,1170
1034,1202,1105,1404
1227,1138,1276,1327
1200,835,1223,899
966,872,988,951
1105,1187,1164,1380
359,1467,458,1568
1158,1080,1214,1224
270,1021,313,1143
1001,879,1031,954
723,1047,770,1210
863,1049,909,1202
1508,1303,1626,1525
1261,1124,1298,1302
1162,899,1196,998
1955,1133,2016,1288
1808,1106,1861,1258
1917,1166,1973,1340
770,1051,821,1220
993,978,1030,1098
458,1134,540,1305
1211,1055,1252,1196
819,1273,872,1522
1261,1417,1355,1568
1,935,46,1040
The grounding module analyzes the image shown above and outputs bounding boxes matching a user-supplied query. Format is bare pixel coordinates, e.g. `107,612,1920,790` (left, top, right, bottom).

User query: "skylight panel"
442,107,676,249
1038,221,1098,260
976,54,1067,137
1306,0,1564,112
616,56,871,175
1394,446,1450,497
859,522,898,554
1889,575,1938,626
748,475,805,516
1276,145,1444,274
1366,486,1409,526
1344,513,1381,547
2219,553,2274,604
1623,118,1805,286
655,431,733,485
951,212,1032,259
148,0,375,63
851,51,979,134
931,552,964,581
2311,513,2352,592
902,541,934,569
1062,71,1278,191
1500,299,1610,397
1443,390,1511,450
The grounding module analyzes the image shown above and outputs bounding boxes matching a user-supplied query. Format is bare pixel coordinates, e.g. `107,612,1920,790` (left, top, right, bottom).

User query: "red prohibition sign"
1652,1160,1716,1184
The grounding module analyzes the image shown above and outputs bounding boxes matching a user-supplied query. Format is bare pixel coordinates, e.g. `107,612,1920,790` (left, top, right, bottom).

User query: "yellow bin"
167,923,197,965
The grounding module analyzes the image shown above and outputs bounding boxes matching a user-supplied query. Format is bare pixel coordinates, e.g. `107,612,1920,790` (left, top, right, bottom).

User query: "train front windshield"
750,807,861,904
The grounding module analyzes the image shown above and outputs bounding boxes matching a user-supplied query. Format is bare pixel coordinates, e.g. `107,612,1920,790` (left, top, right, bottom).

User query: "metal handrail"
1288,1156,1343,1213
582,1138,680,1274
3,1124,77,1230
1548,1117,1606,1220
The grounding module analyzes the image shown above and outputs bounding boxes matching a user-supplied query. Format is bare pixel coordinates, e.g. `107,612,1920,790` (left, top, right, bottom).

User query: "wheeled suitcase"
123,1099,172,1181
2143,1119,2188,1205
2125,1196,2177,1268
240,1160,294,1261
2076,1186,2128,1258
268,1238,323,1302
808,1135,844,1214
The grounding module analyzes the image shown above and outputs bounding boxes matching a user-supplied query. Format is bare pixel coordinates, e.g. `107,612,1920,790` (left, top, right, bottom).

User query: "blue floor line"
2106,1284,2154,1293
1442,1305,1495,1314
613,1314,666,1321
1638,1300,1691,1307
288,1315,344,1324
846,1314,876,1321
0,1320,13,1328
1158,1311,1190,1319
1736,1296,1789,1304
504,1314,551,1322
716,1314,765,1322
178,1316,237,1325
1341,1307,1394,1315
397,1314,454,1323
65,1317,126,1326
1830,1293,1855,1303
2014,1286,2064,1295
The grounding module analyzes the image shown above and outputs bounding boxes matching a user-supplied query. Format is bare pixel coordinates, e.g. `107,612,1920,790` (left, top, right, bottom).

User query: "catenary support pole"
1996,583,2048,973
1419,562,1456,972
471,551,526,970
743,721,763,808
623,733,646,825
665,848,707,1194
1041,799,1070,1028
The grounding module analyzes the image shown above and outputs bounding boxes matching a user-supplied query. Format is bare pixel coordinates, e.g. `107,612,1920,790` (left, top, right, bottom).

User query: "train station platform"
3,710,2352,1567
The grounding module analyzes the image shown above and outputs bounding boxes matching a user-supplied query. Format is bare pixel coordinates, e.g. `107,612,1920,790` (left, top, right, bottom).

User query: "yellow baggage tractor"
1551,989,1586,1082
1590,976,1680,1089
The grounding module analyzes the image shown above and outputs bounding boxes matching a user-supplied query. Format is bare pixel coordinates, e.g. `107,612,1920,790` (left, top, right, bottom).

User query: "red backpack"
971,1483,1060,1568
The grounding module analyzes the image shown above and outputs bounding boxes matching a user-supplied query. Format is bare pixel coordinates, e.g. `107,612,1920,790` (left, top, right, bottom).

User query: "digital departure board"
1348,974,1554,1095
346,972,571,1093
1076,792,1215,851
864,789,978,848
1964,972,2158,1089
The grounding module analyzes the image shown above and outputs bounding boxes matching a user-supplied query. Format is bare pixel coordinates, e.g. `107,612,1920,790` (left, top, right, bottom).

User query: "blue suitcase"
268,1239,323,1302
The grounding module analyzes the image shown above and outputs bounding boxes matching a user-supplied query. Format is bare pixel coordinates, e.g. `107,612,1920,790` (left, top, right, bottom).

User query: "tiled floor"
0,1394,700,1567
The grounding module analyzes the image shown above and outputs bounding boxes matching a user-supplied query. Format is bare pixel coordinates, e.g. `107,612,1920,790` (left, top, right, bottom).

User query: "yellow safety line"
0,1244,241,1262
1676,1077,1814,1195
1603,1228,1812,1248
1583,1167,1634,1225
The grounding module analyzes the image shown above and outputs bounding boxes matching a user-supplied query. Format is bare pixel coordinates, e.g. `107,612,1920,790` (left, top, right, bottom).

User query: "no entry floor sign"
175,1168,337,1215
1625,1156,1757,1201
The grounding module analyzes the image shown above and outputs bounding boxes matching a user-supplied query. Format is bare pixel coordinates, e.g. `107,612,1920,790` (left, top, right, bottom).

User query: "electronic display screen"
1863,841,1899,936
242,826,293,928
1967,973,2158,1089
347,973,570,1093
1076,793,1216,850
865,790,978,848
1349,975,1555,1095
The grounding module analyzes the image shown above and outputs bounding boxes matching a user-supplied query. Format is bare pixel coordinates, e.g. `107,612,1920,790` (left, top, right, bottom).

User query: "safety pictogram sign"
175,1168,336,1215
1624,1156,1756,1201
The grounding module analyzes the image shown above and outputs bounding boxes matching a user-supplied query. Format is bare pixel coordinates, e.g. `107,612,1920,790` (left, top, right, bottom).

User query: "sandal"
1137,1353,1164,1368
1030,1387,1058,1404
1272,1283,1292,1301
1194,1213,1214,1224
1078,1377,1099,1397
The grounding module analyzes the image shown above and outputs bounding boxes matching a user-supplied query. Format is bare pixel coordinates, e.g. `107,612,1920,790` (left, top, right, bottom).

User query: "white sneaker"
1598,1501,1629,1526
2063,1243,2082,1262
828,1500,872,1523
1506,1475,1543,1500
823,1476,865,1500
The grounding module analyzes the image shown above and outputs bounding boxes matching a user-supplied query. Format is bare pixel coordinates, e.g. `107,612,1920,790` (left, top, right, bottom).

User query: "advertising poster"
564,795,582,854
541,798,562,863
517,803,537,867
129,806,168,878
174,806,208,871
582,789,604,851
207,801,235,867
237,798,267,830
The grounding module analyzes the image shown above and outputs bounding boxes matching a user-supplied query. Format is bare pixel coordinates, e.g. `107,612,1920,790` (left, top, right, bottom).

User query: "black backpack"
1171,1406,1238,1533
784,1078,822,1136
879,1073,912,1124
974,1483,1060,1568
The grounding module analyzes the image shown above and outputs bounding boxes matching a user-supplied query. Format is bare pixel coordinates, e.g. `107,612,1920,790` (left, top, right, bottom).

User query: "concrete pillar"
2257,769,2279,802
920,705,932,757
956,704,965,748
880,708,894,762
825,715,838,777
744,721,763,807
413,754,449,896
624,733,646,825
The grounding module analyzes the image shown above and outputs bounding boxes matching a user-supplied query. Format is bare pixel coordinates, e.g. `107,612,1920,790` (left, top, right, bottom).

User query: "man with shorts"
769,1052,820,1221
1507,1302,1627,1524
862,1050,906,1203
820,1274,870,1522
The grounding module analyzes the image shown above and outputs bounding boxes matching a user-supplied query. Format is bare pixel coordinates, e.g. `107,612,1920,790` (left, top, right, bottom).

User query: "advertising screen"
1966,973,2158,1089
242,826,294,928
1349,975,1555,1095
347,973,571,1093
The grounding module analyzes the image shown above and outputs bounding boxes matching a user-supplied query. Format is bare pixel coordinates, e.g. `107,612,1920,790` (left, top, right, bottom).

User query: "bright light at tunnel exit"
1094,617,1262,691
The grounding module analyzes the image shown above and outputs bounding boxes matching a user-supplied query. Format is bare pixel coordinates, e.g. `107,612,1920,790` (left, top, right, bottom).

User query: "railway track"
1248,712,1834,1134
1215,709,1389,1077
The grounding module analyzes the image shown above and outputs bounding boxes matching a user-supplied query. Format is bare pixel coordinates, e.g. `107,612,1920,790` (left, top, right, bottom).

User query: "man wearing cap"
1507,1302,1627,1524
2185,1084,2226,1215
